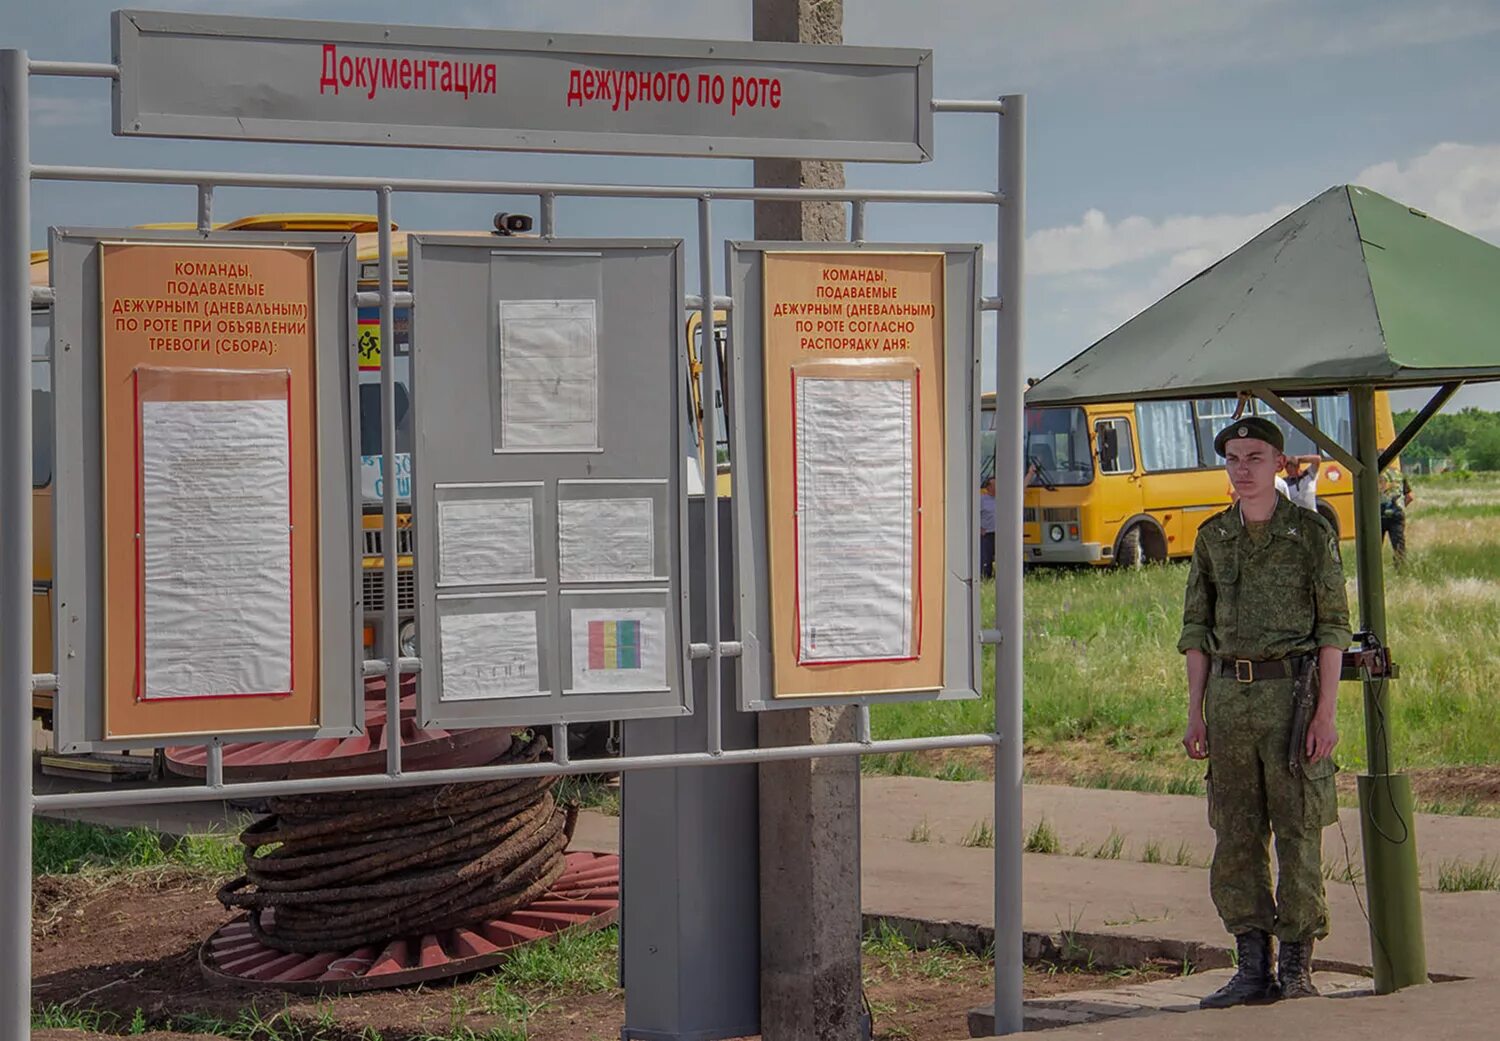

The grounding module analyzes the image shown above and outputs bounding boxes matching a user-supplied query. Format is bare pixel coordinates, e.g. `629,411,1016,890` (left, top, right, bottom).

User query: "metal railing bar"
28,61,118,78
352,290,413,308
32,733,1003,811
932,98,1006,113
32,164,1002,205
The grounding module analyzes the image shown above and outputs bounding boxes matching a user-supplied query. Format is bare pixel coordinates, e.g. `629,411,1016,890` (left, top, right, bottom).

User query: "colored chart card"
438,497,536,585
793,374,917,663
439,609,544,701
497,299,598,450
558,496,656,582
140,391,293,698
569,606,668,693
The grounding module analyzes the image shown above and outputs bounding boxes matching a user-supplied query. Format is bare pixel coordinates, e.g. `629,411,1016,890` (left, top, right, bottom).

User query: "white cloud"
1026,203,1293,276
1354,143,1500,235
1024,139,1500,365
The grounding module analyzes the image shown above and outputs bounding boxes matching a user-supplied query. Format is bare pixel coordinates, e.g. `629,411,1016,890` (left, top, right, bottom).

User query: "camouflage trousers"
1204,674,1340,941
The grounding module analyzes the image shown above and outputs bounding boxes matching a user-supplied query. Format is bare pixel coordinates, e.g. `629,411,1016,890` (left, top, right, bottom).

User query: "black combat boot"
1278,938,1319,998
1200,930,1280,1008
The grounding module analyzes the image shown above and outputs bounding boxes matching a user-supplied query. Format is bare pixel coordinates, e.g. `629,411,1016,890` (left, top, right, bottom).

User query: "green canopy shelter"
1027,184,1500,993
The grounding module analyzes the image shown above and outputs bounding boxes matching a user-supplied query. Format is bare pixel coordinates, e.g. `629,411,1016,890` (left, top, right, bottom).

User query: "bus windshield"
1025,406,1093,486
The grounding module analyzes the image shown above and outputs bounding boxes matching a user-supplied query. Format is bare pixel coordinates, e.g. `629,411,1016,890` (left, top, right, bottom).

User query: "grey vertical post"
195,183,213,234
0,48,33,1041
991,93,1026,1037
849,200,865,242
752,7,861,1039
378,186,401,777
539,192,556,237
698,195,723,755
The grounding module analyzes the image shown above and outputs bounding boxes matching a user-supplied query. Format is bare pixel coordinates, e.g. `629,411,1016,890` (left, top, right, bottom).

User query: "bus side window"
358,382,412,456
1095,418,1133,475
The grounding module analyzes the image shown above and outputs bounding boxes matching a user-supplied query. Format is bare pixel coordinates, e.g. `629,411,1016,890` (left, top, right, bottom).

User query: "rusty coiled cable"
217,733,576,953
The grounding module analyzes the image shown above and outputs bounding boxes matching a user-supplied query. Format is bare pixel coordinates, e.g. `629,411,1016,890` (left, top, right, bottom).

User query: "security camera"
492,212,535,235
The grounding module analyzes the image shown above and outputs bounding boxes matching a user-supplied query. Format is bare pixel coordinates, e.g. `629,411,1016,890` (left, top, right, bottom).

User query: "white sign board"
113,9,933,161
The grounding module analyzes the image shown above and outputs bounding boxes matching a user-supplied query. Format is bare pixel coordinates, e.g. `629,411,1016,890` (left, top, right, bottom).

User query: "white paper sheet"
794,376,915,662
569,605,669,693
498,299,598,450
438,497,536,585
439,609,544,701
558,497,657,582
141,397,293,698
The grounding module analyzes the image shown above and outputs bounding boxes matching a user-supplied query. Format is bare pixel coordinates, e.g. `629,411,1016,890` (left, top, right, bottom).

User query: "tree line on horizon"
1393,407,1500,472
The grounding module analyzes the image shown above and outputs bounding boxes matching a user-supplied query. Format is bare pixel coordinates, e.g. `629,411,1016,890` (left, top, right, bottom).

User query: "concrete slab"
861,776,1500,890
972,978,1500,1041
968,970,1386,1035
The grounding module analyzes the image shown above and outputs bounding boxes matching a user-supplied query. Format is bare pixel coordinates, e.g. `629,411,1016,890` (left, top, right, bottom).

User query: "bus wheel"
1316,503,1341,539
1116,525,1145,568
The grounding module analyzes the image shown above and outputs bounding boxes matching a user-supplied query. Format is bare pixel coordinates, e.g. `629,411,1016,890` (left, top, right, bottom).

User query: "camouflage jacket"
1178,495,1352,661
1380,468,1411,518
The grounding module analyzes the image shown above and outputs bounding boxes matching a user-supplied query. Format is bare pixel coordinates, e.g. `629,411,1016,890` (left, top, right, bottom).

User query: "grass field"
868,473,1500,809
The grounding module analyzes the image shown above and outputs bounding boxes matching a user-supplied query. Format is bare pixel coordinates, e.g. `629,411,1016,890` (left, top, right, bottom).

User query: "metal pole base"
1356,773,1428,992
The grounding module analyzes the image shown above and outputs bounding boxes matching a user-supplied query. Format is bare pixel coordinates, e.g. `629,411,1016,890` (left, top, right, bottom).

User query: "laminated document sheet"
569,605,668,693
439,609,544,701
141,396,293,698
438,497,536,585
497,299,598,450
558,496,656,582
793,375,916,663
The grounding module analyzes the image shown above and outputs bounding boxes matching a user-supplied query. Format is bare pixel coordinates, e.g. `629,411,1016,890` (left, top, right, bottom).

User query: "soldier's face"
1224,438,1284,499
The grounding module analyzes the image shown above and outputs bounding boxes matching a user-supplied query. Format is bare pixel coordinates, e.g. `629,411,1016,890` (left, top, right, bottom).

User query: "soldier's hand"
1305,714,1339,763
1183,717,1209,760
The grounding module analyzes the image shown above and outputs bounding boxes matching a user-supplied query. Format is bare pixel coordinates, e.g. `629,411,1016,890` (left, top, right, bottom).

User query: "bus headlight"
1049,524,1065,543
399,620,418,658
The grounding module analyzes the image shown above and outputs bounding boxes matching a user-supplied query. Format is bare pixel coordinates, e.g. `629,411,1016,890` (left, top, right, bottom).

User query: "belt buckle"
1235,659,1253,683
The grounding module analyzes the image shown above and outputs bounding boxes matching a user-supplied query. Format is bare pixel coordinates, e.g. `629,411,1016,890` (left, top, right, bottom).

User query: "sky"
9,0,1500,409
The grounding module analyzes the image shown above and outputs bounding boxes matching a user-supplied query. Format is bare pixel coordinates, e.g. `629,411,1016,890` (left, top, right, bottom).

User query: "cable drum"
217,733,578,954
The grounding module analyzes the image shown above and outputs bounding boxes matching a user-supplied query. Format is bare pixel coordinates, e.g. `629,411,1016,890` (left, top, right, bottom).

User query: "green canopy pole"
1350,386,1427,993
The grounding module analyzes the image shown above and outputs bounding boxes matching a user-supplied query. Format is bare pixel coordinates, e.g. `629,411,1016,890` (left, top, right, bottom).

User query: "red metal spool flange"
166,676,514,782
199,851,619,993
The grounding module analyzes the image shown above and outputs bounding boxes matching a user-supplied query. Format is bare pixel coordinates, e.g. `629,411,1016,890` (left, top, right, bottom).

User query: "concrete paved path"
1006,977,1500,1041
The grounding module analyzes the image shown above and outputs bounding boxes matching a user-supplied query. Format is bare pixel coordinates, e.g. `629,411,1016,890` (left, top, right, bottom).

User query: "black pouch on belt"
1288,655,1319,775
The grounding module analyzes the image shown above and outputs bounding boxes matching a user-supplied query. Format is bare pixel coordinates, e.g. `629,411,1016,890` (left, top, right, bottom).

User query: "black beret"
1213,415,1284,456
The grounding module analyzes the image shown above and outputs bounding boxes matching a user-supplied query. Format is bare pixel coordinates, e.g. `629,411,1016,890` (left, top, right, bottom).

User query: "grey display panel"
409,237,689,728
49,228,362,751
728,242,983,712
112,10,934,162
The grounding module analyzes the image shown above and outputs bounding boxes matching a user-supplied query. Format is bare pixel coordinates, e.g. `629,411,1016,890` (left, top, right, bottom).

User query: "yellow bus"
982,391,1396,566
684,308,731,498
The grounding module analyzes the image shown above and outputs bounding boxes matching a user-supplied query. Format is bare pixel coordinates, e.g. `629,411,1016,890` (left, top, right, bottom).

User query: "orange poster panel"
762,252,946,699
99,242,322,740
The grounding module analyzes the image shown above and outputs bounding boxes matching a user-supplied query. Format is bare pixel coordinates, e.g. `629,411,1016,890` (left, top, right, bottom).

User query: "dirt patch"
31,874,1180,1041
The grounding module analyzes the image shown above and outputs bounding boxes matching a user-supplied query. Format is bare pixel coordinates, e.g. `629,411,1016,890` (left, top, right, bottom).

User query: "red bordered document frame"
133,366,295,701
790,359,922,666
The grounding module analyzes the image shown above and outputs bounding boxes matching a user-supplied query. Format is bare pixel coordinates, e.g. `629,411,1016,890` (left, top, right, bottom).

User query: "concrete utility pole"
751,6,864,1041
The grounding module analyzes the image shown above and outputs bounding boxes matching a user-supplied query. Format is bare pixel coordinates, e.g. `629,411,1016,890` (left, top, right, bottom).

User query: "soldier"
1379,466,1414,567
1179,415,1350,1008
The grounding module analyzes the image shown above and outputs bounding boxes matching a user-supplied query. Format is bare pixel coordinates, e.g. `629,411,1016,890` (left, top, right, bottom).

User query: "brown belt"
1211,656,1308,683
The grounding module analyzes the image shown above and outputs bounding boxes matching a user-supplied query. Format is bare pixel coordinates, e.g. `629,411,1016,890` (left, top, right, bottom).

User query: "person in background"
1379,466,1414,567
979,476,996,580
1283,455,1321,512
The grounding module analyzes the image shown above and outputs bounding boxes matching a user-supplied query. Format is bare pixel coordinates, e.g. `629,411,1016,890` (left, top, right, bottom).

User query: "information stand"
49,230,362,750
729,244,984,709
407,237,691,729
